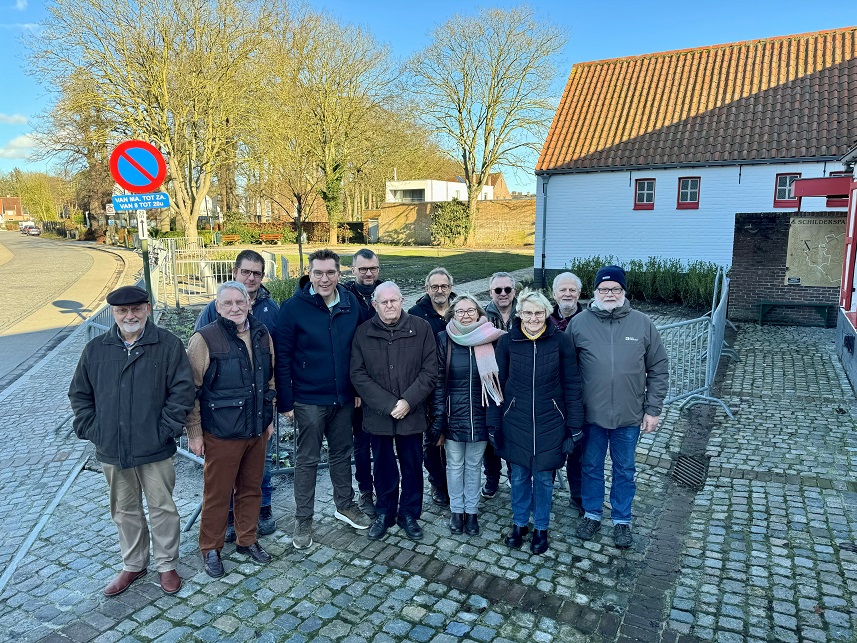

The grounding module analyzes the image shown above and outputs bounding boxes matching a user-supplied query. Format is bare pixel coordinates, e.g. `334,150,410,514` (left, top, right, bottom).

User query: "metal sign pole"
138,212,154,306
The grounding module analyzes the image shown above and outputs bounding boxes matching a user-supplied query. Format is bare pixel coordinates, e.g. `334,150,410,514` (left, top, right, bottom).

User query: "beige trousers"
102,458,180,573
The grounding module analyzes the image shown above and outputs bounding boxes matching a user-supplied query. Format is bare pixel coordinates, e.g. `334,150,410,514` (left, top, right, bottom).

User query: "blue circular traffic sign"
109,140,167,193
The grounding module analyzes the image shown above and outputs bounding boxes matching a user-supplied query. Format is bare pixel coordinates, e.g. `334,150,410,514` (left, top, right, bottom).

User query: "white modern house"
535,27,857,281
386,179,492,203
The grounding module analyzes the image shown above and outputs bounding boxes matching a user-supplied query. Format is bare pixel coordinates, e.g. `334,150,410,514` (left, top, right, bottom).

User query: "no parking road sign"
109,140,168,193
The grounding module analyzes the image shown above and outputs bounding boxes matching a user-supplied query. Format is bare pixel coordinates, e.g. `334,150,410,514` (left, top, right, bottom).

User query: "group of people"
68,247,668,598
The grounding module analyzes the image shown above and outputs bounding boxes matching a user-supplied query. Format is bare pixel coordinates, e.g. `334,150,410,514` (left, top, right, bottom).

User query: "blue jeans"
510,464,554,530
580,423,640,525
445,440,486,513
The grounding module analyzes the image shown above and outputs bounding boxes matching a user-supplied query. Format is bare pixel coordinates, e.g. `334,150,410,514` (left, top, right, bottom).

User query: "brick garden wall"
729,212,840,326
363,198,535,247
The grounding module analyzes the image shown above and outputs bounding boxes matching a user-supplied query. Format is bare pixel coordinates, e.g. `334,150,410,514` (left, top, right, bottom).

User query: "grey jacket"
568,300,668,429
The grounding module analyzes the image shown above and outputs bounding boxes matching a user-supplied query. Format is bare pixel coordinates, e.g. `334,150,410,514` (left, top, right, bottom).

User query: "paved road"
0,233,135,391
0,268,854,641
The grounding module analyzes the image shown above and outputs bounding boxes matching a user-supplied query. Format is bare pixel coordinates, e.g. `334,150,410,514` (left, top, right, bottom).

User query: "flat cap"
106,285,150,306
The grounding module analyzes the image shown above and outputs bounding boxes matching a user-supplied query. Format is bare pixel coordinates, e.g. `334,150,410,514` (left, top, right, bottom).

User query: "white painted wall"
386,180,493,203
535,161,847,270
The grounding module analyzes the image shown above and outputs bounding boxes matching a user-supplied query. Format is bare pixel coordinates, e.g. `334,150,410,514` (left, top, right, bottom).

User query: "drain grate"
671,454,710,491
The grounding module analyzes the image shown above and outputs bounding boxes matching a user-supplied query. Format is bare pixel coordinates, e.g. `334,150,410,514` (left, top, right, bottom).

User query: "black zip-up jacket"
408,293,457,337
274,277,365,412
198,315,275,439
68,322,195,468
487,318,584,471
429,331,492,443
343,279,383,311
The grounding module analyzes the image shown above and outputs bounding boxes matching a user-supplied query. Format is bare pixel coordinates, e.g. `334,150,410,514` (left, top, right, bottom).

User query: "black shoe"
224,511,236,543
569,497,585,518
530,529,549,555
236,542,272,564
504,524,530,548
613,523,633,549
367,515,390,541
203,550,224,578
396,515,424,540
464,513,480,536
431,486,450,507
481,479,499,499
576,517,602,541
358,491,377,519
449,512,464,534
257,506,276,536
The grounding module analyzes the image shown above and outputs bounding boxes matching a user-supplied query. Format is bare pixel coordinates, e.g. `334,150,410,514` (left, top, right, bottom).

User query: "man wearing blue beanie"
567,265,668,548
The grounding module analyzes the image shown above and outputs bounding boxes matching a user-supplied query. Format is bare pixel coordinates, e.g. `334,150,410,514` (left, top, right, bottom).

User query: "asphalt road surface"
0,231,127,392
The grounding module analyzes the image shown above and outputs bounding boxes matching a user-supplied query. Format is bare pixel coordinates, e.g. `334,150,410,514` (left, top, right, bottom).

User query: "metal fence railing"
655,267,735,418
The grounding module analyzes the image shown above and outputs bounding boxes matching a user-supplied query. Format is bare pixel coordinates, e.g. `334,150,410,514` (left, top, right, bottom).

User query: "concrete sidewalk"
0,297,854,641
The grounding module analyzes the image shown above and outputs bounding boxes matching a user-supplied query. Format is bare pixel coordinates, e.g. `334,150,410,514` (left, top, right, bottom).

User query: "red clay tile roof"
537,27,857,173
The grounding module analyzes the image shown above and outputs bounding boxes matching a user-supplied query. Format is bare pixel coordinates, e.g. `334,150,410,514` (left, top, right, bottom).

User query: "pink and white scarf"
445,316,506,406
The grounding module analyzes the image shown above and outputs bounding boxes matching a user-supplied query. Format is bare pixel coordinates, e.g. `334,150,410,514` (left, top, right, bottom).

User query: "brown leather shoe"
103,569,147,597
158,569,182,594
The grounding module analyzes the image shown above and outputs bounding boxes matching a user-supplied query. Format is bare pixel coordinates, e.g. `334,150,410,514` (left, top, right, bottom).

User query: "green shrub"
265,277,300,304
430,198,471,246
563,255,724,309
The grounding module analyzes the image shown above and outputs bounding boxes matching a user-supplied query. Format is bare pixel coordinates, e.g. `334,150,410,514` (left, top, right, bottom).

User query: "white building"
386,179,492,204
535,27,857,280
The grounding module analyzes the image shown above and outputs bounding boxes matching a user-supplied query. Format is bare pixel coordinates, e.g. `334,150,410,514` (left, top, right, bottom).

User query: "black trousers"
423,432,447,491
372,433,423,521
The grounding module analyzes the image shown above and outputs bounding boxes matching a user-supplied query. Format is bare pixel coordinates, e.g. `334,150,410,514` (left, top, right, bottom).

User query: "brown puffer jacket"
350,311,438,436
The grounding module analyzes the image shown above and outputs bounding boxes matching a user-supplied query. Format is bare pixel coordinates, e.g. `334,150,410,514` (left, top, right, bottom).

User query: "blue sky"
0,0,852,192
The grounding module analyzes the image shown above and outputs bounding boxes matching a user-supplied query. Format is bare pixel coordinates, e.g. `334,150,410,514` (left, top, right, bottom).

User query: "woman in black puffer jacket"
430,295,506,537
487,289,584,555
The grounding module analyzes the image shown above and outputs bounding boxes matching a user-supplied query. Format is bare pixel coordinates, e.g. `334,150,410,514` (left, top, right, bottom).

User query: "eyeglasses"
429,284,451,292
376,298,401,308
357,267,379,274
312,270,339,279
596,287,623,295
114,304,148,316
219,298,249,309
520,310,546,319
454,308,478,317
239,268,264,279
492,287,514,295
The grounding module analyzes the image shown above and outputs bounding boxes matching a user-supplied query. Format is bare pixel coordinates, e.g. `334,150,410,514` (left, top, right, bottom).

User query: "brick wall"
729,212,839,326
363,199,534,247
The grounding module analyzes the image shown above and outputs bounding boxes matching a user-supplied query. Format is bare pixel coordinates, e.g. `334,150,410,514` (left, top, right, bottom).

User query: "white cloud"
0,22,38,31
0,114,27,125
0,134,34,159
15,0,27,10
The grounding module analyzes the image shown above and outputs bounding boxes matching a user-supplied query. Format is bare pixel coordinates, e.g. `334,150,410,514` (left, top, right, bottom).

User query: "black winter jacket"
274,278,365,412
343,279,382,311
350,312,438,436
429,332,493,443
68,322,195,469
198,315,275,439
408,293,456,337
487,318,584,471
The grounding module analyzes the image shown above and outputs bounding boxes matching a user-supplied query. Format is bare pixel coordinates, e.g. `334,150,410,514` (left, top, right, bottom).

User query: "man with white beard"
69,286,195,596
549,272,583,332
569,266,668,549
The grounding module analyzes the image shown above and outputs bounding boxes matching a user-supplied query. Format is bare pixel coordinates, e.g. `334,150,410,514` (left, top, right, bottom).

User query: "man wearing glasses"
408,267,456,506
485,271,517,331
195,249,280,542
570,266,668,549
343,249,383,517
275,249,372,550
482,272,517,498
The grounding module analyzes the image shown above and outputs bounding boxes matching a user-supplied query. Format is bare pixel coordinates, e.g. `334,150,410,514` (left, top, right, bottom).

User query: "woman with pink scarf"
430,295,506,536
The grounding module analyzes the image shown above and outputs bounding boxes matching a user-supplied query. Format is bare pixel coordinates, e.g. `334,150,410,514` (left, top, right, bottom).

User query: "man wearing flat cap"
69,285,195,596
569,266,668,549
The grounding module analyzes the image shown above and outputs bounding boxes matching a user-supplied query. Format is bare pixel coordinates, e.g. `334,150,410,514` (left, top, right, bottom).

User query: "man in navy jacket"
274,249,372,550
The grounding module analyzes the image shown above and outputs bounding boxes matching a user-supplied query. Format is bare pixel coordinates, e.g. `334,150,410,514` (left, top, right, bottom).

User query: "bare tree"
406,5,566,240
28,0,275,239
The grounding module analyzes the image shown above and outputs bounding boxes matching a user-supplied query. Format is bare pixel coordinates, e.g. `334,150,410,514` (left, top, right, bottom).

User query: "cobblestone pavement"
0,289,855,641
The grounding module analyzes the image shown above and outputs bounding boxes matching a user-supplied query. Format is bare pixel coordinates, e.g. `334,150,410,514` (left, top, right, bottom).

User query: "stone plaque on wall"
785,215,846,287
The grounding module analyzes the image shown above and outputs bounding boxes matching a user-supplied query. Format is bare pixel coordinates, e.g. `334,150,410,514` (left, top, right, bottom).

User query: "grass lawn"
209,244,535,292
